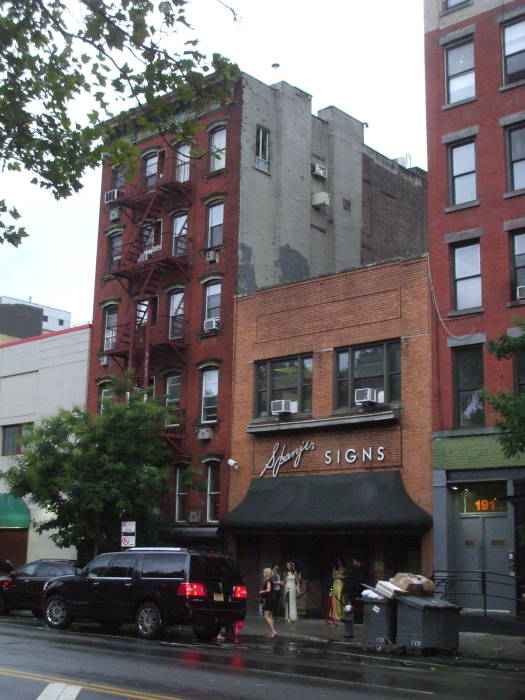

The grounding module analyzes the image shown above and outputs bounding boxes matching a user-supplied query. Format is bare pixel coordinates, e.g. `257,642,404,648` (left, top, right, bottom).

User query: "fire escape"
101,155,192,454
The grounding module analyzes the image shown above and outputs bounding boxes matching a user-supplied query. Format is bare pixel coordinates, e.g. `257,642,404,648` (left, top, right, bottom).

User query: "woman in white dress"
284,561,300,622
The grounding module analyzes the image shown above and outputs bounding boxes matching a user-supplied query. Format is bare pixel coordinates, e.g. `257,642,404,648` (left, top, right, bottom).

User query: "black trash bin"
395,594,461,652
362,596,396,647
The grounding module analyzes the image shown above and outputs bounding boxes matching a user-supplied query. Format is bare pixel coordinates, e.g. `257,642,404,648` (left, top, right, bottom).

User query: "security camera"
227,458,239,470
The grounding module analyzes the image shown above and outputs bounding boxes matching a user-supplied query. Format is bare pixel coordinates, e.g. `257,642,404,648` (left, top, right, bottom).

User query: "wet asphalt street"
0,615,524,700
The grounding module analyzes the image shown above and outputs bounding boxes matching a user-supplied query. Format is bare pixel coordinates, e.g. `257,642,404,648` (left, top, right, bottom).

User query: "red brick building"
87,73,427,550
425,0,525,610
221,258,433,614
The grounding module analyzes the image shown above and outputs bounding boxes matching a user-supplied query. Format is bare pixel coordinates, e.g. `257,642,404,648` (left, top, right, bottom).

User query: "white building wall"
0,326,90,561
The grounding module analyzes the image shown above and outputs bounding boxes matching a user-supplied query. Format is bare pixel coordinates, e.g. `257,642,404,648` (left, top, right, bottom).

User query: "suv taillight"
232,585,247,599
2,579,12,589
177,582,207,597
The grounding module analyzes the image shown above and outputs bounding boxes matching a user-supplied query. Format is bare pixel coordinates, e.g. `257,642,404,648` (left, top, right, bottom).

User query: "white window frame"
172,212,188,257
143,151,159,187
209,128,226,171
204,281,221,321
175,465,188,522
165,372,181,425
100,386,113,414
450,140,477,205
445,40,475,105
206,461,220,523
453,241,482,310
255,125,270,172
207,201,224,248
103,305,118,350
201,367,218,423
175,143,191,182
168,290,184,340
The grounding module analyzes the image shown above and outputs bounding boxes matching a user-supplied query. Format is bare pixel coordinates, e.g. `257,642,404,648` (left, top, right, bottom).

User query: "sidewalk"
239,614,525,671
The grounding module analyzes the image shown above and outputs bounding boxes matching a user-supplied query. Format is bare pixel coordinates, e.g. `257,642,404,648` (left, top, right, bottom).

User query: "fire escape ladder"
139,263,166,297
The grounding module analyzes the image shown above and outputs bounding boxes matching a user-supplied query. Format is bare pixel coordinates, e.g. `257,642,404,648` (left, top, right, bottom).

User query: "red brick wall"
86,84,243,521
230,257,433,573
425,2,525,431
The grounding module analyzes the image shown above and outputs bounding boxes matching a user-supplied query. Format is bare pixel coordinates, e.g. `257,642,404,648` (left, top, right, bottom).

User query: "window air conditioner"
203,317,220,332
354,388,378,405
108,206,121,222
205,249,218,263
270,399,298,415
311,191,330,209
517,285,525,300
311,162,328,179
99,355,109,367
104,189,122,204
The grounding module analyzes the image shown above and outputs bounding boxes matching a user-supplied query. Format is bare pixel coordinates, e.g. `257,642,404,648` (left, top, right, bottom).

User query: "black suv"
41,547,247,641
1,559,77,616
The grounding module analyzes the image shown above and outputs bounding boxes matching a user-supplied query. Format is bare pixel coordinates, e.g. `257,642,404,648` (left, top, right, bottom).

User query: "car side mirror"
74,566,83,576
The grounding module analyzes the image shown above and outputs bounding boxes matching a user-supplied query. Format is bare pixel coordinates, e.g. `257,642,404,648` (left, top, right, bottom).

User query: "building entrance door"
453,513,511,612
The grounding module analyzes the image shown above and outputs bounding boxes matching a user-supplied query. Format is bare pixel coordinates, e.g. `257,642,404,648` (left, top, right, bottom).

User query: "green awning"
0,494,29,528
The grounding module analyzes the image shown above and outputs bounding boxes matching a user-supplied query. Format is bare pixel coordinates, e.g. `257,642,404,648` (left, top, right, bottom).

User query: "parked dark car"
41,547,247,641
0,559,77,616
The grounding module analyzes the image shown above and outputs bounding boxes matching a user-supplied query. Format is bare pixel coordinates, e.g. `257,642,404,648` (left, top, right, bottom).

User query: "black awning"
219,471,432,533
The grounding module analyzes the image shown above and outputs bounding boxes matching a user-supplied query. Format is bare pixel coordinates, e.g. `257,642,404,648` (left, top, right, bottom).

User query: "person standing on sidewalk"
272,562,283,620
260,567,278,639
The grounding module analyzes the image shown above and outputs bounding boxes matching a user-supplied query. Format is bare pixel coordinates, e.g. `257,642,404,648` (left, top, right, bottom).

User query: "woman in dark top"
260,567,277,638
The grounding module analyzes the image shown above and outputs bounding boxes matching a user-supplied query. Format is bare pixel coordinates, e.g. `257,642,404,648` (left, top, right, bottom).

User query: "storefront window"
453,482,507,514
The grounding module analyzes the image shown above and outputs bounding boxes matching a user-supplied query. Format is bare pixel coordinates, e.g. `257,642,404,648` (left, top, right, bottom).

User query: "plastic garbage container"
362,596,396,647
341,604,354,638
395,594,461,652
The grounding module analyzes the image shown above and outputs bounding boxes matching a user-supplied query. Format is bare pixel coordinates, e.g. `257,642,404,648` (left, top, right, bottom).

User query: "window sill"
254,164,271,175
442,97,476,111
500,79,525,93
433,427,491,438
507,299,525,308
440,0,473,17
503,189,525,200
198,328,222,339
447,306,484,317
204,167,227,180
246,409,398,434
445,200,480,213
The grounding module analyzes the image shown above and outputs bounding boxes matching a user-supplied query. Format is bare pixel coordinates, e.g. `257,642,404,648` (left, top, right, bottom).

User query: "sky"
0,0,427,326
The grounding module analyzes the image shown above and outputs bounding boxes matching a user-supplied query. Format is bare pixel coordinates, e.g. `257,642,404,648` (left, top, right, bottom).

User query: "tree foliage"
4,387,175,556
481,316,525,459
0,0,239,246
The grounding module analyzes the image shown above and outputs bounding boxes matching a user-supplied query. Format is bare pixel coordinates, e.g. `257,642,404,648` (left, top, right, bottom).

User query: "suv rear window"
140,553,186,578
190,555,240,579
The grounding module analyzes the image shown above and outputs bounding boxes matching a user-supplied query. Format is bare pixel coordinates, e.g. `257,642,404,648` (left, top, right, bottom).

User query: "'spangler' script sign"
259,441,387,477
259,441,316,478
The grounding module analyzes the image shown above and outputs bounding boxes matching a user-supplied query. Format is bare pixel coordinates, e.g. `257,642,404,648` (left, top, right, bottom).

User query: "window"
106,231,122,273
454,482,507,514
175,465,188,522
103,304,118,350
204,282,221,322
58,319,64,326
166,372,181,424
2,424,31,456
256,355,313,417
141,553,186,578
172,212,188,256
112,169,125,190
453,241,481,310
107,553,134,578
206,461,220,522
168,290,184,340
508,124,525,191
175,143,191,182
454,345,484,428
446,40,475,104
449,140,477,204
446,0,467,8
336,341,400,409
139,220,161,260
255,126,270,171
142,151,164,187
503,19,525,85
517,351,525,394
99,385,113,414
209,127,226,171
512,232,525,298
85,553,112,578
42,315,48,322
201,367,219,422
207,201,224,248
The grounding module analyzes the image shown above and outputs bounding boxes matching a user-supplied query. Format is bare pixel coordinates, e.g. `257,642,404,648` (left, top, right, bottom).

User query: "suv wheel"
193,624,222,642
136,602,163,639
44,596,72,629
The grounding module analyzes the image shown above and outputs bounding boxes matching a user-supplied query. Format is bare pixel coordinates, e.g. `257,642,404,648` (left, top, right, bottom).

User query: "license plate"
213,592,224,602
